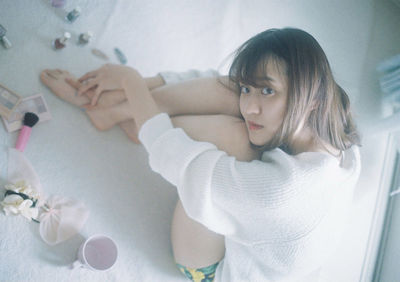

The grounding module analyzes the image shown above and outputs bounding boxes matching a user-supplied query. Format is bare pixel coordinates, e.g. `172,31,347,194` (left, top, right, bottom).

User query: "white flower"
1,194,38,221
5,180,39,200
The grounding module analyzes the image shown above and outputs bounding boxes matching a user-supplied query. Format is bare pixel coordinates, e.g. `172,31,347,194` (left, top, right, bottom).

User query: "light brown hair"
220,27,361,154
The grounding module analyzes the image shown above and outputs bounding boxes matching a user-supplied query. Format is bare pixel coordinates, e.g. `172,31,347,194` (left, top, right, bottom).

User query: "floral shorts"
176,261,220,282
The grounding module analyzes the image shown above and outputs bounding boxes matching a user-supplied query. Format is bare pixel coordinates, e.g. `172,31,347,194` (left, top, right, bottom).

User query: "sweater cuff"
138,112,174,153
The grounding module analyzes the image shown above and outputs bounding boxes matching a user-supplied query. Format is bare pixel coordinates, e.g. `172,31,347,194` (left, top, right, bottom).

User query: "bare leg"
171,199,225,269
40,69,126,108
84,102,132,131
40,69,140,143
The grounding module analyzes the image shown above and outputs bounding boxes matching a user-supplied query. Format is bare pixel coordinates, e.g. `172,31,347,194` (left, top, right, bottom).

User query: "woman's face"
239,59,288,146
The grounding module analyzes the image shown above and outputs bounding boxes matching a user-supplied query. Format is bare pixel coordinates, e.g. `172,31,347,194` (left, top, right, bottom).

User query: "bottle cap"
1,36,12,49
0,24,7,37
83,31,93,40
59,32,71,44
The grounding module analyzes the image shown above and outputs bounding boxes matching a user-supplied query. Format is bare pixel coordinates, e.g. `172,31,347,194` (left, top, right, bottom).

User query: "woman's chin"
249,138,264,147
249,135,273,148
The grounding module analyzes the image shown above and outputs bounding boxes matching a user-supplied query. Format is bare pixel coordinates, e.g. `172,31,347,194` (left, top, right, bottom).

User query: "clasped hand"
77,64,139,106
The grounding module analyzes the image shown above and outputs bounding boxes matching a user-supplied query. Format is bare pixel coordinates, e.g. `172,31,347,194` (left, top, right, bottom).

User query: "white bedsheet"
0,0,379,281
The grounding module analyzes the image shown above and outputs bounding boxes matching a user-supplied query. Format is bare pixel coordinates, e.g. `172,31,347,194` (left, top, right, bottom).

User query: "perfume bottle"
53,32,71,50
0,24,12,49
66,7,81,23
51,0,66,8
78,31,93,45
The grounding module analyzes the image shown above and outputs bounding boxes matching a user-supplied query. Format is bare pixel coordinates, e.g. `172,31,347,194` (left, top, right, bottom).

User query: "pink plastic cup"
72,234,118,271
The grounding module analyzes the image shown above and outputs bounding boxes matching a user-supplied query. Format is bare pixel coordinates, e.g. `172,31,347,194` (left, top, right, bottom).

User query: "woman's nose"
244,95,261,115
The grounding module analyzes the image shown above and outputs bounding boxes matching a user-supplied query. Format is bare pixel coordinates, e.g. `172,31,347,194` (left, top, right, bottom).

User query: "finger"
78,71,97,83
81,103,96,110
77,80,98,96
65,77,81,90
91,95,99,106
91,87,103,106
85,89,96,99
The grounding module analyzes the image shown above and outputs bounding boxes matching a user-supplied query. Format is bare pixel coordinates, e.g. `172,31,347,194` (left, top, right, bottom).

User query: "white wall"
338,1,400,281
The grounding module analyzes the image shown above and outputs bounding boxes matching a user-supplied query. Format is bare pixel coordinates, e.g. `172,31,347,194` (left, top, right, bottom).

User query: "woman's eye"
240,86,250,94
261,87,275,95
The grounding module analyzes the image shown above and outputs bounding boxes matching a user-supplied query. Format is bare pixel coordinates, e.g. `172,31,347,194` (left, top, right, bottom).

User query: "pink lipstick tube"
15,126,32,152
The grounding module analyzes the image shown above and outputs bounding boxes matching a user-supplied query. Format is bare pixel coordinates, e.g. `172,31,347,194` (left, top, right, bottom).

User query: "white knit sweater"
138,71,361,282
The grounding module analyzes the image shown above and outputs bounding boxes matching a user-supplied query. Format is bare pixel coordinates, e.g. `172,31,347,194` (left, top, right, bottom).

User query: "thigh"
171,199,225,269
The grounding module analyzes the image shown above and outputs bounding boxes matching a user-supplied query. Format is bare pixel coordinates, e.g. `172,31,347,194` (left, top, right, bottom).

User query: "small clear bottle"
53,32,71,50
51,0,66,8
0,24,12,49
78,31,93,45
66,7,81,23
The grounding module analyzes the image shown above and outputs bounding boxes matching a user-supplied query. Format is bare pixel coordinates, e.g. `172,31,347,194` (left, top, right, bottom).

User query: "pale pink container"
72,235,118,271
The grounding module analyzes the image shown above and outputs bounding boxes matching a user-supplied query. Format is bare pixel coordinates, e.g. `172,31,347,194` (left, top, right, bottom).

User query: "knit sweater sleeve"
138,113,305,241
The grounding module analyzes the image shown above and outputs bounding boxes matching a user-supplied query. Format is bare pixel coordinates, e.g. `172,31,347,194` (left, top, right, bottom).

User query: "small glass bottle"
51,0,66,8
78,31,93,45
114,48,127,65
66,7,81,23
0,24,12,49
53,32,71,50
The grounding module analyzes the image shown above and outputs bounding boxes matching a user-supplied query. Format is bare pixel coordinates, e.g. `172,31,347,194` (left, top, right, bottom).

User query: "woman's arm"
80,66,241,118
151,76,242,118
171,114,261,162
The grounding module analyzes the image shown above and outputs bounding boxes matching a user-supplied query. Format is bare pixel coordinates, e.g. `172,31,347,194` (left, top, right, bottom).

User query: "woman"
41,27,361,282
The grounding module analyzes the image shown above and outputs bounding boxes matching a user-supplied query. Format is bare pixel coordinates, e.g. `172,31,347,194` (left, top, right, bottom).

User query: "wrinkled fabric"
7,148,89,245
8,148,45,207
39,195,89,245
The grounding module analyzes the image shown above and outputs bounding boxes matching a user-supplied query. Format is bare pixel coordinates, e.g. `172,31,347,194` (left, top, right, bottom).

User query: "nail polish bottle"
66,7,81,23
51,0,66,8
78,31,93,45
53,32,71,50
0,24,12,49
114,48,127,65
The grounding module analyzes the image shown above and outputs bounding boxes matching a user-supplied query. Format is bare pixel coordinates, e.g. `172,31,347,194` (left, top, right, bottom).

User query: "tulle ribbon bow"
1,148,89,245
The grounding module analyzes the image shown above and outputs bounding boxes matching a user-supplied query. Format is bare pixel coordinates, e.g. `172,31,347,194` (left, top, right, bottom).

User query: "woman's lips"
248,121,264,130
